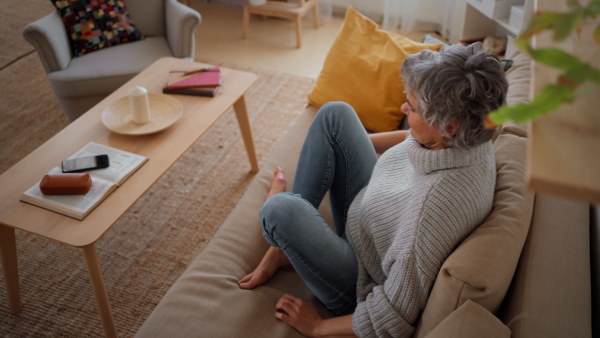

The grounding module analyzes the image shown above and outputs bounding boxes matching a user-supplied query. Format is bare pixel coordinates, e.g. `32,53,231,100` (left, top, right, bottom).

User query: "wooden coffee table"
0,57,258,337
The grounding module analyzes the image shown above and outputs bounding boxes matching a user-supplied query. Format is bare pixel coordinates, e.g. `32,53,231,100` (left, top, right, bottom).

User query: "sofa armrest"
22,11,71,73
424,300,510,338
165,0,201,59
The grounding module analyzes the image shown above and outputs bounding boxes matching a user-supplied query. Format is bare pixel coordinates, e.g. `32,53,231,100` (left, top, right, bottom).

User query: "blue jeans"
260,102,378,315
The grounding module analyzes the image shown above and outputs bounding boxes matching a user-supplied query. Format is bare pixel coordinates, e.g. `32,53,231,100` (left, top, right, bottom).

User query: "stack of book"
163,67,222,97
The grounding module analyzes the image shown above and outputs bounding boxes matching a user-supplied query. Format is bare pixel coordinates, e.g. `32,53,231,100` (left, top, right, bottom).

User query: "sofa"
132,32,593,336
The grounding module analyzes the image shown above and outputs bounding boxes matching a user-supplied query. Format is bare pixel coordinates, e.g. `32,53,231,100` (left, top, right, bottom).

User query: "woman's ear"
447,119,460,136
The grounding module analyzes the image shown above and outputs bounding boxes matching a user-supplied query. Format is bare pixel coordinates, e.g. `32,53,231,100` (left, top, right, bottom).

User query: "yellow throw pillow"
308,7,443,132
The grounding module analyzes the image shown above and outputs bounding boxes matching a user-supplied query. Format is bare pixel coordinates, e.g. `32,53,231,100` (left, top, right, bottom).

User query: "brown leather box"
39,173,92,195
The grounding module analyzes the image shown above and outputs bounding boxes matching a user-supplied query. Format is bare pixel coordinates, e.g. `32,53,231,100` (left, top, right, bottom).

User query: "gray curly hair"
401,42,508,148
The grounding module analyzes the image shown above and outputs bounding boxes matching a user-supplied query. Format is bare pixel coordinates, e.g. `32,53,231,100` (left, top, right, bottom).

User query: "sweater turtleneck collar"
406,134,492,175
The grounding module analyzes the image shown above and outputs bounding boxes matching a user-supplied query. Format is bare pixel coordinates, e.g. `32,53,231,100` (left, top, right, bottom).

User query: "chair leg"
243,7,249,39
295,15,302,48
313,0,320,28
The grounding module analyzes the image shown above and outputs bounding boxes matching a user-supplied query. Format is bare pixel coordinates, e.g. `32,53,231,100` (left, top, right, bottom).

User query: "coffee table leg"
0,225,22,313
82,244,117,338
233,95,259,173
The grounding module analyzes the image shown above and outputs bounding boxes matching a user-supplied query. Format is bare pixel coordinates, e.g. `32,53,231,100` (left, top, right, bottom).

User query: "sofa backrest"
416,38,592,338
498,192,591,338
414,130,534,337
124,0,166,37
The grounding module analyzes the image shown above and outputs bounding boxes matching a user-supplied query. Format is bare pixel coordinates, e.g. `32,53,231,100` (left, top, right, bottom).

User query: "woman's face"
402,90,447,150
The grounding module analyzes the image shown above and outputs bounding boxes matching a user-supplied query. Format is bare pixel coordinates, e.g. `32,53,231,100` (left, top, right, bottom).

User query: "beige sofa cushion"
501,38,532,138
505,47,532,108
425,300,510,338
307,7,443,133
415,132,534,337
135,107,331,338
498,193,592,338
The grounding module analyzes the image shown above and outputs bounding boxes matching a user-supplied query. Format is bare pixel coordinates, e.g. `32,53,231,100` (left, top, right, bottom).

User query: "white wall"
331,0,464,39
218,0,464,41
331,0,384,22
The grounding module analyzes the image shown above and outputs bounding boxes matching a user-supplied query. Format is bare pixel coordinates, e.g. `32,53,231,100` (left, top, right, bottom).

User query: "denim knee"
259,192,305,247
318,101,355,121
320,101,354,115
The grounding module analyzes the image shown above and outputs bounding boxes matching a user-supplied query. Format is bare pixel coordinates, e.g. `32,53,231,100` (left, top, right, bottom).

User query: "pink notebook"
167,68,222,89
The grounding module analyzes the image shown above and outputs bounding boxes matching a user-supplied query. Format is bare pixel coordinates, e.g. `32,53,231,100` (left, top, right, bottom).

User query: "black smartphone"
61,154,110,173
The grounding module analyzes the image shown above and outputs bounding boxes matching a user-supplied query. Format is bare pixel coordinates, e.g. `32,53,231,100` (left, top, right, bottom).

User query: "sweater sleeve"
352,252,426,337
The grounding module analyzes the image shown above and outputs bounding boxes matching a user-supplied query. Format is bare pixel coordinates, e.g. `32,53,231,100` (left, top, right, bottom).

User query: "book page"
67,142,147,185
21,167,115,219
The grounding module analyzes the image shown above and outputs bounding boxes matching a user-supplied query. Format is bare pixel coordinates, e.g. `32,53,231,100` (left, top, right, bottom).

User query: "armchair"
22,0,201,121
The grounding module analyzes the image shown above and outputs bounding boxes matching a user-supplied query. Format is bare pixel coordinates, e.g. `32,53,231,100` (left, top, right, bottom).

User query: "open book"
20,142,148,220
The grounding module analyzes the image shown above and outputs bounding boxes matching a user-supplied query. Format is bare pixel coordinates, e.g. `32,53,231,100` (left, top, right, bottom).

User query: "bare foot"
239,167,291,290
267,167,286,200
238,246,291,290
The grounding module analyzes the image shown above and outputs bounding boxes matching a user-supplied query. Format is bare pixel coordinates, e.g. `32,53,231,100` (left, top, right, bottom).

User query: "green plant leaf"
595,24,600,45
586,0,600,16
565,67,600,85
555,12,583,39
489,84,575,124
528,47,581,67
515,36,530,51
521,12,563,38
521,11,583,40
526,47,600,85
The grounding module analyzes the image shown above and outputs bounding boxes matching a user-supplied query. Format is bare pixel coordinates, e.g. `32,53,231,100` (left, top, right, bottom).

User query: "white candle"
129,86,150,124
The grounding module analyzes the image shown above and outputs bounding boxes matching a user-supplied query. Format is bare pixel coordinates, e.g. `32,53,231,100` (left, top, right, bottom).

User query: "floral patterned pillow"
50,0,144,57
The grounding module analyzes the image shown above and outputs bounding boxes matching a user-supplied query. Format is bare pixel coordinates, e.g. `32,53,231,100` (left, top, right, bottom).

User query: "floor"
188,1,429,79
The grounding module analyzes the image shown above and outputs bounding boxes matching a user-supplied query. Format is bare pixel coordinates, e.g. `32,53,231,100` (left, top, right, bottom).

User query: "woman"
238,42,508,337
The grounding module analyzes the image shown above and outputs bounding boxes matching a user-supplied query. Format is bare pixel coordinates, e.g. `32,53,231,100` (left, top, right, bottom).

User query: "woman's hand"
275,294,323,337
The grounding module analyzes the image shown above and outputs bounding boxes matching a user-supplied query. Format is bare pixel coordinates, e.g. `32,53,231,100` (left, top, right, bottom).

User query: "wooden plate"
101,94,183,135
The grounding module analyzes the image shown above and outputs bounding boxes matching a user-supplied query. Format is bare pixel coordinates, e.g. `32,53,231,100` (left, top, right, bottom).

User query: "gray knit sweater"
346,134,496,337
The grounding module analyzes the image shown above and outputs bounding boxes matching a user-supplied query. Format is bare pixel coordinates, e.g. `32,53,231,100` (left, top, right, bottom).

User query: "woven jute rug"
0,0,54,70
0,4,316,335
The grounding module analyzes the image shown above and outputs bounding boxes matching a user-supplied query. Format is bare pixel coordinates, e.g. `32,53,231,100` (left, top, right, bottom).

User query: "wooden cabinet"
527,0,600,204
